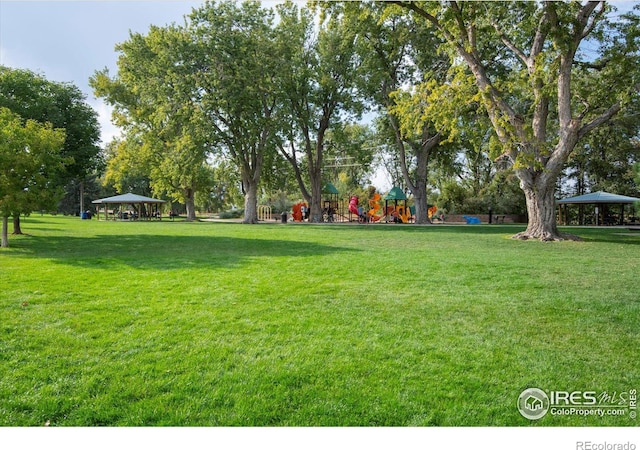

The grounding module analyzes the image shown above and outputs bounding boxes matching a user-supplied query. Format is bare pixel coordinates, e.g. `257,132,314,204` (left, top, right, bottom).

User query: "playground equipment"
394,204,411,223
292,202,307,222
463,215,481,224
349,196,359,216
322,183,340,222
289,185,422,225
258,205,272,221
369,193,383,222
384,187,411,223
348,195,368,223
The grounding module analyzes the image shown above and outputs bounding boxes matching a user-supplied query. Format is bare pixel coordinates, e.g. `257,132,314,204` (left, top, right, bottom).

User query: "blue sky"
1,1,209,143
1,1,637,148
0,0,302,146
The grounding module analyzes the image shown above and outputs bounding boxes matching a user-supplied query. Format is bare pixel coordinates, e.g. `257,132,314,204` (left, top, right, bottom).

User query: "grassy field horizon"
1,216,638,426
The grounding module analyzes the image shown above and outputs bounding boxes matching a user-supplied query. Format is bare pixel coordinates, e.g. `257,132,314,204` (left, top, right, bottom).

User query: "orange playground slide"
395,205,410,223
368,193,382,222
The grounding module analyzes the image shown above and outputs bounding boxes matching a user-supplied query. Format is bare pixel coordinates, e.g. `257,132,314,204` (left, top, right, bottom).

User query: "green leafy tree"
395,1,640,240
568,126,640,197
274,2,362,222
563,97,640,198
323,123,376,194
188,0,280,224
0,66,101,225
91,25,210,221
100,137,153,196
258,145,298,200
0,108,66,247
204,159,243,213
336,2,456,224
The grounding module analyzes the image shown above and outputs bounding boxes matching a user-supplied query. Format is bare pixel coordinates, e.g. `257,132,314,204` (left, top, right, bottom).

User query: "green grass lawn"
1,216,638,426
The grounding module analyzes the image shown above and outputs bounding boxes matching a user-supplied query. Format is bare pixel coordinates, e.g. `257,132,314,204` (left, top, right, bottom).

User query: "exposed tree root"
511,231,582,242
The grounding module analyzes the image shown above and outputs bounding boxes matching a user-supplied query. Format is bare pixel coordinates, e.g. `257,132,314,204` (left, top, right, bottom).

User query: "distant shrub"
219,209,244,219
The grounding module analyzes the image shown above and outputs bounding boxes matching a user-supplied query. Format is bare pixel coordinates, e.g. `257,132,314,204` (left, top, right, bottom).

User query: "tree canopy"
0,66,102,218
389,1,640,239
274,1,363,222
0,107,66,247
91,25,211,221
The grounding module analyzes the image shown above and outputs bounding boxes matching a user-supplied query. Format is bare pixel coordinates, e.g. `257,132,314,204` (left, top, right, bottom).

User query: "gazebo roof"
92,193,166,204
385,186,407,201
557,191,640,204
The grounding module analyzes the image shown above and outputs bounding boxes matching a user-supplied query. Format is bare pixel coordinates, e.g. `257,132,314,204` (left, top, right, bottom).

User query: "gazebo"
557,191,640,226
91,193,167,221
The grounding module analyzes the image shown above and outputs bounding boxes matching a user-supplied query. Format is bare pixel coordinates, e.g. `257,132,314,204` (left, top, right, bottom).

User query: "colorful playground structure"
347,187,421,224
279,184,448,224
259,183,457,225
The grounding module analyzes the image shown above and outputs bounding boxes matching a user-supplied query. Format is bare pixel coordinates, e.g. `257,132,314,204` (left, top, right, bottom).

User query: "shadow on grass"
309,222,640,244
305,223,527,235
565,228,640,246
9,233,353,271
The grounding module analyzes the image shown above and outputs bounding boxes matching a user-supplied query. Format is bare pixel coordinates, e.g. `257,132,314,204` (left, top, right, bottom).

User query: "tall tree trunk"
411,145,432,224
413,189,429,224
12,216,23,235
79,180,85,217
307,120,328,224
2,216,9,248
390,114,437,225
242,178,259,224
514,180,560,241
184,188,196,222
512,170,578,241
308,174,323,223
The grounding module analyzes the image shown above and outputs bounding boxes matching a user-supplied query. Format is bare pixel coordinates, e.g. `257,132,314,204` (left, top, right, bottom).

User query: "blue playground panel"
463,215,481,224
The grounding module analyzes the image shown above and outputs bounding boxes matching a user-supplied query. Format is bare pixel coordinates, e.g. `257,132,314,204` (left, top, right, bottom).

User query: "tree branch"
450,2,471,48
530,3,552,58
573,57,611,70
581,1,606,39
489,16,529,68
578,102,622,140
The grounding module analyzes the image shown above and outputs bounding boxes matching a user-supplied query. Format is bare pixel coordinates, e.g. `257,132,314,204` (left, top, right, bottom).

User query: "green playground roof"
385,186,407,201
322,183,339,194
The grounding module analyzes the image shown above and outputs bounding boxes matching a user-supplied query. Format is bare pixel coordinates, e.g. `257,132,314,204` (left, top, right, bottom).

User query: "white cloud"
86,99,121,146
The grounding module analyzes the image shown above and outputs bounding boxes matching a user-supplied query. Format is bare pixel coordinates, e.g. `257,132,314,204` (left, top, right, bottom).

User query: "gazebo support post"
620,204,624,226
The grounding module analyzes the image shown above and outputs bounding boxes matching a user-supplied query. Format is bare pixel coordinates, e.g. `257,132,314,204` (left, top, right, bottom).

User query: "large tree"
274,2,362,222
188,0,280,224
338,2,454,224
0,108,66,247
0,66,101,227
91,26,210,221
394,1,640,240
